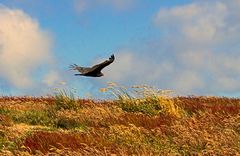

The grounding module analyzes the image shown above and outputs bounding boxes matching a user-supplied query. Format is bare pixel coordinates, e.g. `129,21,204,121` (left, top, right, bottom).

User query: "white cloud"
0,6,60,93
99,1,240,95
101,50,175,88
155,2,229,45
217,77,240,92
173,70,204,94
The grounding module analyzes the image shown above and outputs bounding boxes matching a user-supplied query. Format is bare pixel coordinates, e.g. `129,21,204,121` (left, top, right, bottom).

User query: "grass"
54,88,81,111
11,110,54,126
0,84,239,155
101,83,184,117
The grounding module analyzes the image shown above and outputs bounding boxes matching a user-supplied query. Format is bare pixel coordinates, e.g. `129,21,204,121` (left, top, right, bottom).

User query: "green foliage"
54,116,87,130
11,110,54,126
0,130,16,151
0,108,12,116
54,88,80,111
101,82,184,117
119,99,162,116
0,109,14,126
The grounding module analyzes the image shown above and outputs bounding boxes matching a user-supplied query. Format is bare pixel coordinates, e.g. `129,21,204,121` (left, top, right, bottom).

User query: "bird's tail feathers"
69,64,81,70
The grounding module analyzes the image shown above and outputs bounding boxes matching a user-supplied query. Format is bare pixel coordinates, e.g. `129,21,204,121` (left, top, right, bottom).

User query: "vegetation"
0,84,239,155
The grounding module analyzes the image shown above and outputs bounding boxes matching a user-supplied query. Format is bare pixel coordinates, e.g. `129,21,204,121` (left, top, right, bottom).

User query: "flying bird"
69,54,115,77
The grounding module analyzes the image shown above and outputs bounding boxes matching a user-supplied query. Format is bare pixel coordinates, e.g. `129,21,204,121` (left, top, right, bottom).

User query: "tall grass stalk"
54,88,79,111
101,82,184,117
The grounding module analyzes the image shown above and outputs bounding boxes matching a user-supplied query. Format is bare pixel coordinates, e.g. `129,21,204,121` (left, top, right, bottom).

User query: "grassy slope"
0,95,240,155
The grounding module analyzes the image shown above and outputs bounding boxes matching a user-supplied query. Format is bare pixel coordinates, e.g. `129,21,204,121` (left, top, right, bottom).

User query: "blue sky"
0,0,240,97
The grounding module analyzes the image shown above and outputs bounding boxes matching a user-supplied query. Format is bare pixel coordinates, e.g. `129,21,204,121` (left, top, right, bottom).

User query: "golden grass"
0,84,240,155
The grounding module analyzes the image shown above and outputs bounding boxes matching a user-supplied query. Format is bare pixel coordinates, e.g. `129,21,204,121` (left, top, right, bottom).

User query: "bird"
69,54,115,77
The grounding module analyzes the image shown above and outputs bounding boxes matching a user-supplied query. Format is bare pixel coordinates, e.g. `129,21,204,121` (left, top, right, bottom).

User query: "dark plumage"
69,54,115,77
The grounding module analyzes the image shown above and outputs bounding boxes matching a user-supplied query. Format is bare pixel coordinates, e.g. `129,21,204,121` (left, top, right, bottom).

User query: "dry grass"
0,85,240,155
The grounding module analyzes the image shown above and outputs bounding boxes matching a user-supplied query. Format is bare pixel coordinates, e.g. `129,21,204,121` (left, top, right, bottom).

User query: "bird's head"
109,54,115,62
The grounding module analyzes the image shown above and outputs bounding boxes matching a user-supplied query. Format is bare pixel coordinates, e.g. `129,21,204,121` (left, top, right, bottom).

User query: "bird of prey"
69,54,115,77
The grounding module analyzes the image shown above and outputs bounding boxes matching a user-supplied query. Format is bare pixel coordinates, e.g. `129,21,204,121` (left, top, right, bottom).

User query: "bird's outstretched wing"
90,54,115,72
69,64,91,74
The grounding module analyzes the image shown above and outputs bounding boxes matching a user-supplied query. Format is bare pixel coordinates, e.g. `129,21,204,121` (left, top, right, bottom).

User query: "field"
0,84,240,155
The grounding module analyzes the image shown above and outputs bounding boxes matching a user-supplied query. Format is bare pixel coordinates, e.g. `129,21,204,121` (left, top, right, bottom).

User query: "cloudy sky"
0,0,240,97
